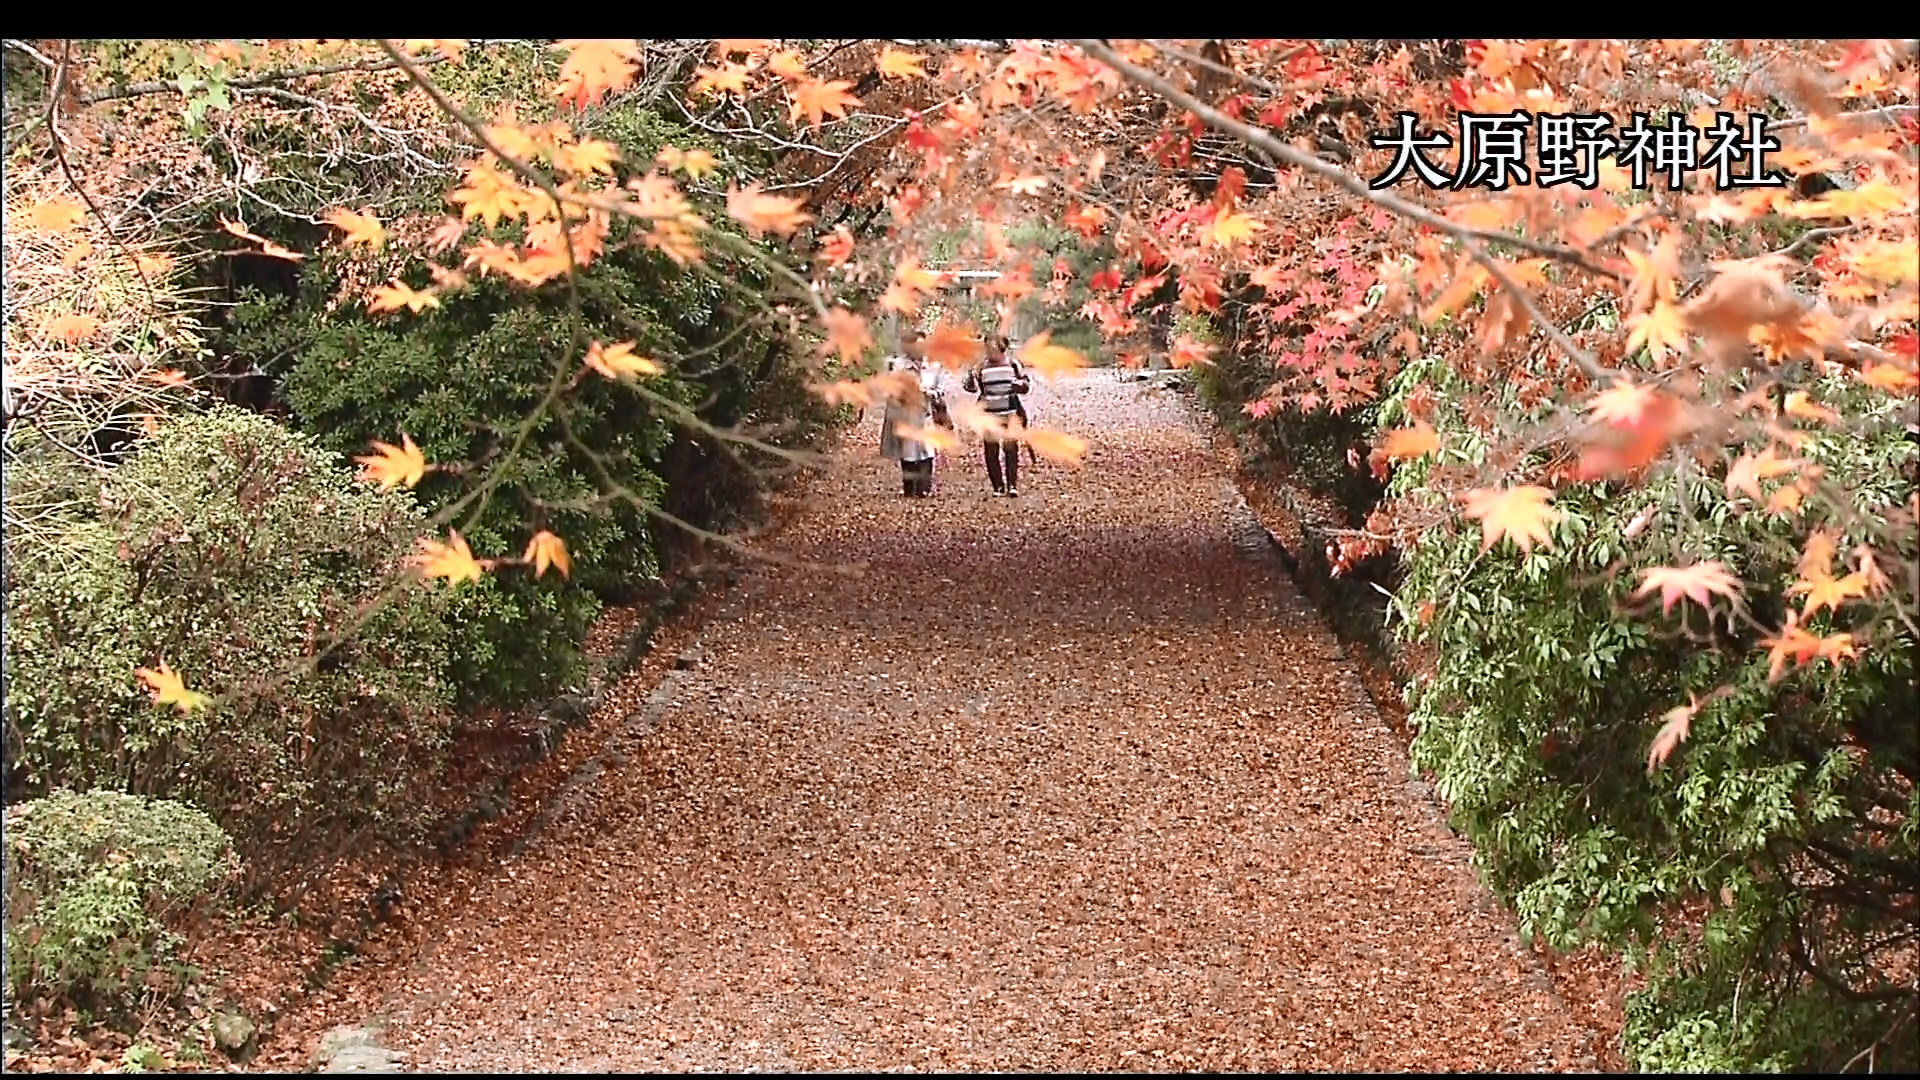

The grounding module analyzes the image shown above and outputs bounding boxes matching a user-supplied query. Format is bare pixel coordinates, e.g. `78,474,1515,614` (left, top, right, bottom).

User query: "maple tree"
3,37,1915,1071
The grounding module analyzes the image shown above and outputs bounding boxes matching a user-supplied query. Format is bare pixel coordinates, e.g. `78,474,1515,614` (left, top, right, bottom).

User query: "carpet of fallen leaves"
254,371,1606,1072
1214,423,1634,1073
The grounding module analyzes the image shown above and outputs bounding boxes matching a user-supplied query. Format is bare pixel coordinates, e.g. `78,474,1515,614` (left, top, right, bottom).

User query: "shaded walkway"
282,372,1598,1072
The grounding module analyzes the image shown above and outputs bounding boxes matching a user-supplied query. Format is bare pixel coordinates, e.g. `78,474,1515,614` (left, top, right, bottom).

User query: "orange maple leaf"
555,40,641,112
923,322,985,370
817,224,855,266
1759,616,1857,683
1381,421,1441,462
1169,335,1215,368
1632,562,1744,616
135,660,212,714
552,139,621,177
323,207,386,250
1462,486,1561,555
44,313,101,344
788,77,860,130
1646,694,1702,774
1587,379,1663,428
1724,447,1800,503
449,165,529,230
1023,427,1089,467
725,184,813,238
821,308,873,365
522,530,573,580
354,434,428,491
1861,362,1920,394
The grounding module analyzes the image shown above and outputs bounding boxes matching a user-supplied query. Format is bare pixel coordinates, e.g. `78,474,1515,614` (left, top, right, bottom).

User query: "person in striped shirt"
964,335,1031,497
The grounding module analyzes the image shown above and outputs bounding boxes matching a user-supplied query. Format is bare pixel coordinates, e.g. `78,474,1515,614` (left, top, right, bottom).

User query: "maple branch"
1072,40,1623,283
1770,103,1919,132
1143,39,1284,99
1075,39,1615,383
75,49,456,105
3,38,55,68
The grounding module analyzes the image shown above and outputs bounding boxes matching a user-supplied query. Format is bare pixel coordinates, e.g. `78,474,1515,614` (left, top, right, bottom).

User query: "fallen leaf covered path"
273,372,1601,1072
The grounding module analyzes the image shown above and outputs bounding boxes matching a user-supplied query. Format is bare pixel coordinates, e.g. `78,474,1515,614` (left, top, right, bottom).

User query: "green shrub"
2,408,456,894
219,206,824,705
1382,354,1918,1072
3,790,235,1012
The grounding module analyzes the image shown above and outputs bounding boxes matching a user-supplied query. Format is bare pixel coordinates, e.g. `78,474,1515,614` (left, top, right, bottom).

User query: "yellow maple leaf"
522,530,573,580
1209,211,1267,248
367,280,440,316
1016,330,1086,378
1422,264,1490,325
1462,485,1561,555
555,39,641,111
788,77,860,130
552,139,621,177
877,44,928,79
1623,233,1681,313
714,39,773,60
766,49,808,79
725,184,813,238
355,434,427,491
1789,569,1869,620
1782,390,1840,425
24,197,86,232
894,422,961,453
450,164,529,230
1625,300,1690,363
323,207,386,250
412,530,487,586
135,660,212,714
692,62,754,98
584,339,663,380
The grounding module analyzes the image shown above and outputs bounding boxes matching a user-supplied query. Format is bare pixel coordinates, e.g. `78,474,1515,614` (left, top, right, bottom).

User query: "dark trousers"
901,457,933,496
983,437,1018,492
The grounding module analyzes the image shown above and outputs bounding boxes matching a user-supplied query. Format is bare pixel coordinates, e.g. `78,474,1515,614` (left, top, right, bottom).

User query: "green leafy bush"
1381,355,1918,1072
3,790,236,1012
2,408,456,893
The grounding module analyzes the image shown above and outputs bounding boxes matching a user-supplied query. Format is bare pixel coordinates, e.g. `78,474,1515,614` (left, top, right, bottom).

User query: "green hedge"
3,790,236,1013
3,408,456,894
1382,354,1918,1072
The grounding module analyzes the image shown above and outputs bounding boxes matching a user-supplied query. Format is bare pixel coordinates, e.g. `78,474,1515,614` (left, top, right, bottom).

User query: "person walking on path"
879,332,949,498
964,334,1031,497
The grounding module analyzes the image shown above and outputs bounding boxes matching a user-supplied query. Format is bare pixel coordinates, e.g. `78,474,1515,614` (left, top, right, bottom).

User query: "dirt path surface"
274,373,1602,1072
